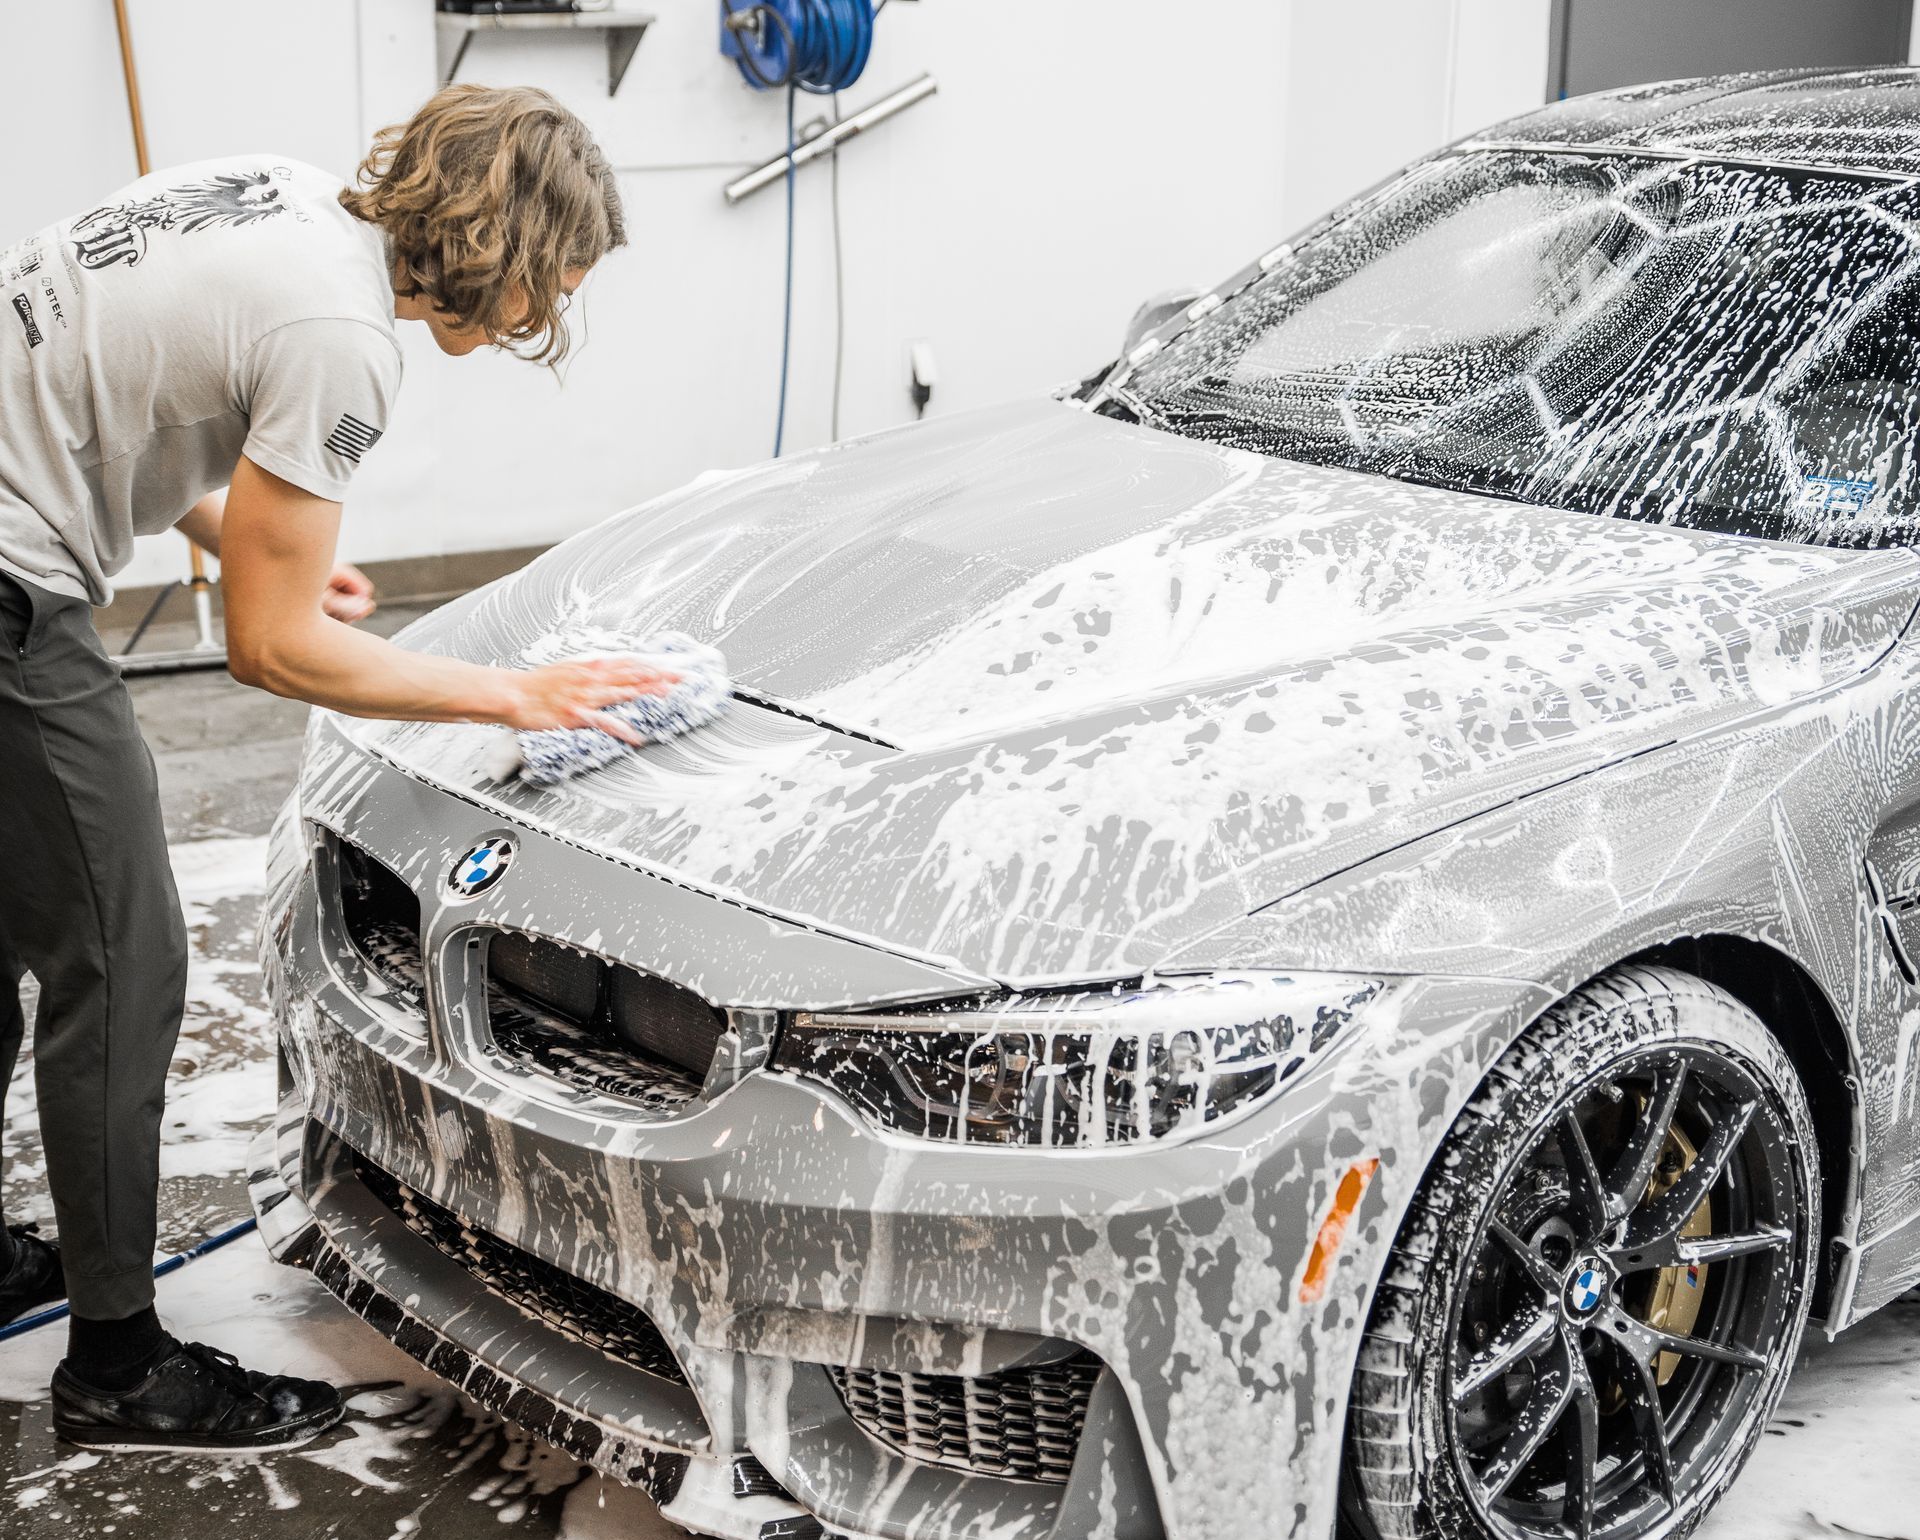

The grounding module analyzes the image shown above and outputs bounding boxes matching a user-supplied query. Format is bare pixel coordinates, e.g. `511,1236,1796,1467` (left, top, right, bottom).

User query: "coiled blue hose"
723,0,874,94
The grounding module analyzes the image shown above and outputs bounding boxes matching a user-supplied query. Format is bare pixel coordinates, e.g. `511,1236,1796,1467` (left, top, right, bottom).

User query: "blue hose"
0,1216,260,1344
774,83,796,458
720,0,875,456
723,0,874,94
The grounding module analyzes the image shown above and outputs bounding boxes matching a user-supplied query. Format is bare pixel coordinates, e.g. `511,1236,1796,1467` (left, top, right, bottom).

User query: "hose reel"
720,0,875,94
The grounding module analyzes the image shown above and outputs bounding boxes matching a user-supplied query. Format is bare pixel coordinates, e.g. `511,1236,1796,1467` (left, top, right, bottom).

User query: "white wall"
1285,0,1553,231
1,0,1552,592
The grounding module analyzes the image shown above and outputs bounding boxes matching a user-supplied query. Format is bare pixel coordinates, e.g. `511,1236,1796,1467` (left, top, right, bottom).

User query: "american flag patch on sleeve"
323,413,383,463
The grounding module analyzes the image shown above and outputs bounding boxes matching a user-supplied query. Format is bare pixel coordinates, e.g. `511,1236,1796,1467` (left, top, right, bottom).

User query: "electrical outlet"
910,340,937,418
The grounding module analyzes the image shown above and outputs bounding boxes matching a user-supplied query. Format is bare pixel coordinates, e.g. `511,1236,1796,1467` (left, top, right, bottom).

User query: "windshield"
1120,148,1920,547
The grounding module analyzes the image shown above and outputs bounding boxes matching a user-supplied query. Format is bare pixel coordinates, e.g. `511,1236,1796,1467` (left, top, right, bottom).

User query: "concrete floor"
2,604,1919,1538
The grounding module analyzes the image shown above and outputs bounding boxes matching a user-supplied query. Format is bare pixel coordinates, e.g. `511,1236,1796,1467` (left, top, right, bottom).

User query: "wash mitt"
488,631,731,787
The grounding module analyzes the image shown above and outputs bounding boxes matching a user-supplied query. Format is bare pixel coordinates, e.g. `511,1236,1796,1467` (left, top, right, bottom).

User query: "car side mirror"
1121,288,1202,359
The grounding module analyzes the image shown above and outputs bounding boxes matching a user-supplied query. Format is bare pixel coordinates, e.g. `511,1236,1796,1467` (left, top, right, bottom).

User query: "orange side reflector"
1298,1157,1381,1305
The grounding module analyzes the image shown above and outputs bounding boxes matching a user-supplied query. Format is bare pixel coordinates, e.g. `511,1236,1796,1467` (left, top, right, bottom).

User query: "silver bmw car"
254,69,1920,1540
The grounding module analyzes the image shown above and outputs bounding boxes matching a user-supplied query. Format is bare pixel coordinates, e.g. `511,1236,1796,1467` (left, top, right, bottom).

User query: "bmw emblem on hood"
448,836,514,900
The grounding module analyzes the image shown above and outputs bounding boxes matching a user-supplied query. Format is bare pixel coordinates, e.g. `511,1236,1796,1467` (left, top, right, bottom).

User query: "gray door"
1551,0,1912,98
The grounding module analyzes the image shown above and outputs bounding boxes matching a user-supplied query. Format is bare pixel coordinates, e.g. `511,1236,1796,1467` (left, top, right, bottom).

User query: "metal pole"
109,0,229,673
187,545,219,652
724,74,938,204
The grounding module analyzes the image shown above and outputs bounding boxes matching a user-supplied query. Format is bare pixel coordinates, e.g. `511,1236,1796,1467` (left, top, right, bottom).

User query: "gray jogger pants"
0,571,186,1321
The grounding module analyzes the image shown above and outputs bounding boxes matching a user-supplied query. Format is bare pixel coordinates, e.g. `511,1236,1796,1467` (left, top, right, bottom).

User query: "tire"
1344,965,1818,1540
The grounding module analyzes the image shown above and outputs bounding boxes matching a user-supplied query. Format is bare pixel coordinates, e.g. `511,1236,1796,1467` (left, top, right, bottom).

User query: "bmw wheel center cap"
1562,1253,1613,1320
448,836,514,900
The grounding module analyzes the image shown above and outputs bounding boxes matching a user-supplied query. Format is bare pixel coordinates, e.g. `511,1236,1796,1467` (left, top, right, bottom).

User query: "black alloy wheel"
1346,966,1817,1540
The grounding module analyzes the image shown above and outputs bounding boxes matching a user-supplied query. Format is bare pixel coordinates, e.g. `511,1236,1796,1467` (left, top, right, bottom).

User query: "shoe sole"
53,1401,345,1454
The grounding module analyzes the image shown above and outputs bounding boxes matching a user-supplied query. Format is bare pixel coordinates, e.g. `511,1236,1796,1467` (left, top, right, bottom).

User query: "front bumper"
257,717,1548,1540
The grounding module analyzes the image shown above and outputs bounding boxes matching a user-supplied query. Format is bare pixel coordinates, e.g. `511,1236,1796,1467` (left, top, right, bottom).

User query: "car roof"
1481,66,1920,179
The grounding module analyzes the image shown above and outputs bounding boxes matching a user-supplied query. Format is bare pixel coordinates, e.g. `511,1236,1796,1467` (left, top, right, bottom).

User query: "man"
0,84,669,1451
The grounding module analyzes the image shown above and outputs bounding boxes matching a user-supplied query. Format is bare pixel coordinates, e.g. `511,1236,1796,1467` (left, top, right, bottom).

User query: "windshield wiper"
1094,384,1171,431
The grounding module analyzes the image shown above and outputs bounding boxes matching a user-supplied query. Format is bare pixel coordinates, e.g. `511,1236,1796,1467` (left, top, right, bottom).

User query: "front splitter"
245,1111,838,1540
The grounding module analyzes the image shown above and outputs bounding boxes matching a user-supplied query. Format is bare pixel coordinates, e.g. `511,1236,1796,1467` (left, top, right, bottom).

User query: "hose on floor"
0,1216,259,1344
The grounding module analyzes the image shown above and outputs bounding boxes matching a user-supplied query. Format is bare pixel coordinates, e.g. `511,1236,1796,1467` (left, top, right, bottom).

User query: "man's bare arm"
179,485,377,622
218,454,666,737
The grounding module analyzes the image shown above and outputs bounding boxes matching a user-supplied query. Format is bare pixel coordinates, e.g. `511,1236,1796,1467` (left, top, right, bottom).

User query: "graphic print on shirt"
9,294,41,348
68,170,292,272
2,234,69,345
323,414,383,464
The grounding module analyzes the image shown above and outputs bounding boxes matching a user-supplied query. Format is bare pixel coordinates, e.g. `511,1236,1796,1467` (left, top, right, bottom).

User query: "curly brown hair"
340,84,625,365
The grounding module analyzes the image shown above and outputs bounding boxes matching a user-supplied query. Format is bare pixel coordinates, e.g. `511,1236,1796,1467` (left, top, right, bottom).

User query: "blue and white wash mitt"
487,631,731,787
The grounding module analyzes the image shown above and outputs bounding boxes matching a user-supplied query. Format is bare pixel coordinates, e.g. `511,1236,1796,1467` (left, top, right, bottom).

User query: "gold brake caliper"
1640,1120,1710,1384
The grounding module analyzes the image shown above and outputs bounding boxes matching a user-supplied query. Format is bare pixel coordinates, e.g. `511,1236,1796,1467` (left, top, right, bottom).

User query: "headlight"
774,972,1390,1149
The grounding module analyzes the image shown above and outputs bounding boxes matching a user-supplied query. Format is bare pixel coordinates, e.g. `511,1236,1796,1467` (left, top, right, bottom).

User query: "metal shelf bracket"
435,10,656,97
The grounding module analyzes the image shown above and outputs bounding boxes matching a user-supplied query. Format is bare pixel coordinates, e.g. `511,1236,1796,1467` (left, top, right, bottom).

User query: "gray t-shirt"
0,155,402,603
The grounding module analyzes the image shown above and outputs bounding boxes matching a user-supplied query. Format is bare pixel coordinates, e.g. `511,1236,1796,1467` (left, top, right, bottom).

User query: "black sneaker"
52,1339,344,1452
0,1224,66,1324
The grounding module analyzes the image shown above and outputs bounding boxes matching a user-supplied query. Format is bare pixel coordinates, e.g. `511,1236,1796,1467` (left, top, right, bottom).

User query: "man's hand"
500,657,678,746
323,563,376,623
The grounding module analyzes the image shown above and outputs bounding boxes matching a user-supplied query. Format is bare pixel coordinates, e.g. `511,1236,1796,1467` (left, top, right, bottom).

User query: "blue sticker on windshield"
1799,475,1876,517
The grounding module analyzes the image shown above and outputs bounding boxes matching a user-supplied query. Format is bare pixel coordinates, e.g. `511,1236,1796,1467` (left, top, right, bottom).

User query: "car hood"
343,398,1920,984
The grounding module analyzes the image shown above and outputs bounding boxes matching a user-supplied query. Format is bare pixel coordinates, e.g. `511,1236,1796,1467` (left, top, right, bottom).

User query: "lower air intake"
829,1352,1101,1485
353,1154,688,1387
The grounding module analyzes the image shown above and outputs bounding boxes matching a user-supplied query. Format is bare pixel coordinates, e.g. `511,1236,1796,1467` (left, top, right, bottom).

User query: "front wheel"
1345,965,1817,1540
